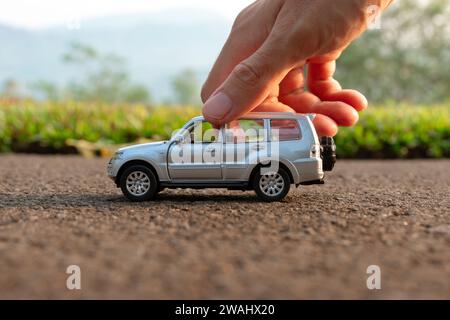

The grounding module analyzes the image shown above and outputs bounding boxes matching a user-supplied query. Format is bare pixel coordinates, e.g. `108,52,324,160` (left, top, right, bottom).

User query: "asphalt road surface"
0,155,449,299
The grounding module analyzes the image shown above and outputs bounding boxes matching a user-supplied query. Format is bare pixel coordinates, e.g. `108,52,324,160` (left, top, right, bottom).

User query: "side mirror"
174,135,185,144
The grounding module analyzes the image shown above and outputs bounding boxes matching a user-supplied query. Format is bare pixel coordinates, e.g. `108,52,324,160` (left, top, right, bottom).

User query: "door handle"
206,148,217,157
252,145,265,151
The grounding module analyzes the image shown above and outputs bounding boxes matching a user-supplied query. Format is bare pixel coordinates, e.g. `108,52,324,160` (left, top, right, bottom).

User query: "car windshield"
182,121,220,143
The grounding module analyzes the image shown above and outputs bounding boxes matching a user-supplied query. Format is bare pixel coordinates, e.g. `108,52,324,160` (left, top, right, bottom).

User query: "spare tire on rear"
320,136,336,172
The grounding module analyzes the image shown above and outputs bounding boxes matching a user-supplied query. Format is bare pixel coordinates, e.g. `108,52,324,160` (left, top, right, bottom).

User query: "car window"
270,119,301,141
225,119,265,144
190,121,220,143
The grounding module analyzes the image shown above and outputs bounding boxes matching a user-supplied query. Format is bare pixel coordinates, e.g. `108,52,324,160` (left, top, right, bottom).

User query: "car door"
168,121,222,180
222,119,267,181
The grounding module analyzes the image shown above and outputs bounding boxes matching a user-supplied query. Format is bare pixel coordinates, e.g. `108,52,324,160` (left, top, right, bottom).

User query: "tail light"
310,143,320,158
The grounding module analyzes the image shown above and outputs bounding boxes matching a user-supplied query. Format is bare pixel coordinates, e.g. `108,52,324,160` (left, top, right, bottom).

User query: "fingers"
324,90,368,112
252,99,339,137
313,114,339,137
281,91,359,127
307,61,342,97
280,91,320,113
314,101,359,127
253,100,295,113
201,30,260,103
308,61,368,111
202,36,291,127
201,0,284,102
279,67,305,96
201,0,373,135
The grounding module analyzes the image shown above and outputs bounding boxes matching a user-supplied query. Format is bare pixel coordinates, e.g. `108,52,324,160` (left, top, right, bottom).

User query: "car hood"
118,141,168,153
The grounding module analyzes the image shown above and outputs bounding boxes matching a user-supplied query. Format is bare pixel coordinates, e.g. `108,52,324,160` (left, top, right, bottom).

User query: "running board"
160,181,250,189
299,179,325,186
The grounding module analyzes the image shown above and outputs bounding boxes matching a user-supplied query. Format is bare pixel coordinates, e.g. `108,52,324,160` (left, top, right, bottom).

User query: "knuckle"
231,7,251,32
200,84,211,103
232,62,263,87
235,4,253,24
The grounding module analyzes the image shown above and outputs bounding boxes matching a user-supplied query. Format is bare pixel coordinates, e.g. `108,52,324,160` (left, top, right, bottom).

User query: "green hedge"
0,100,199,153
336,104,450,158
0,100,449,158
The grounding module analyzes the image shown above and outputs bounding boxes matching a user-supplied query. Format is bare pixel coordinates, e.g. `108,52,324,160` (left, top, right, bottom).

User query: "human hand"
202,0,392,136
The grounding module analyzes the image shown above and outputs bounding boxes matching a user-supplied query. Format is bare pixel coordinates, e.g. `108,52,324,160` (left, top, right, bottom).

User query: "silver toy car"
107,112,336,202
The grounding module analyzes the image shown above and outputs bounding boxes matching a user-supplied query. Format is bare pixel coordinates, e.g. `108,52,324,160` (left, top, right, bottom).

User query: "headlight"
111,151,124,160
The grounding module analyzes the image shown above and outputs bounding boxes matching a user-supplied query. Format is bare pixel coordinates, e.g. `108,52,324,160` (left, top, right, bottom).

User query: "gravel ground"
0,155,449,299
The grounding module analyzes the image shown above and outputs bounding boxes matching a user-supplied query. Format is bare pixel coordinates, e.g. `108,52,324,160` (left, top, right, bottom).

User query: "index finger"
201,0,284,102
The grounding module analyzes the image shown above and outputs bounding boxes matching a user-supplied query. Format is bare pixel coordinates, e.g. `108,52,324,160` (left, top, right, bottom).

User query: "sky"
0,0,254,29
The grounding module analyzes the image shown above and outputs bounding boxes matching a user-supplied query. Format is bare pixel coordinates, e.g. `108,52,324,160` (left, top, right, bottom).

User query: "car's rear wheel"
120,165,158,202
252,167,291,202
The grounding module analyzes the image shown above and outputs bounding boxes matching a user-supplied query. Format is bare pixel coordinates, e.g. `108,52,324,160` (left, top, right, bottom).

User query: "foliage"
1,79,22,99
33,42,152,104
336,104,450,158
0,100,448,158
0,100,198,153
170,68,202,105
337,0,450,104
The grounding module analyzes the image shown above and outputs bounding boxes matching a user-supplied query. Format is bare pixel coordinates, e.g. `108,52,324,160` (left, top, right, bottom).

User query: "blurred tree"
1,78,22,99
171,69,201,105
62,42,152,104
336,0,450,104
30,81,61,101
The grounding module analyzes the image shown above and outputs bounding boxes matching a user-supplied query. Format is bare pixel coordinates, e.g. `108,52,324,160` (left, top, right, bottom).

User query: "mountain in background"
0,9,232,100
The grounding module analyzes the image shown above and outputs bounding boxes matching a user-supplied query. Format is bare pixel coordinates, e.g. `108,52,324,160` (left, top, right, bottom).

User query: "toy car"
107,112,336,202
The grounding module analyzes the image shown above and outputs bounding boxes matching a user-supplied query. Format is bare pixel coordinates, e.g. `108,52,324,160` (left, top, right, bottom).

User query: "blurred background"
0,0,449,158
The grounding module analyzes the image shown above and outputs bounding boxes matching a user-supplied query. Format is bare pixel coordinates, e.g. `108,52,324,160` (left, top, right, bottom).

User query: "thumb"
202,45,289,126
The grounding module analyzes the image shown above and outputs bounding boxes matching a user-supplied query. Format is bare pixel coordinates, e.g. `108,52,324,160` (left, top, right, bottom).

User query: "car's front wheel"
252,167,291,202
120,165,158,202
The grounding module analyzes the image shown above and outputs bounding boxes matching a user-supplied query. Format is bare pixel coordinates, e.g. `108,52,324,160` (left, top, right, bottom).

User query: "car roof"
191,112,314,122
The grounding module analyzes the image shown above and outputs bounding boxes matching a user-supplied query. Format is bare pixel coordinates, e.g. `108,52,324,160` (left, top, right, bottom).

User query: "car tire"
120,165,158,202
252,167,291,202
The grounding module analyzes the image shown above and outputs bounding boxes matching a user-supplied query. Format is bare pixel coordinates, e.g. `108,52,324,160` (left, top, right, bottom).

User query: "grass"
0,99,449,158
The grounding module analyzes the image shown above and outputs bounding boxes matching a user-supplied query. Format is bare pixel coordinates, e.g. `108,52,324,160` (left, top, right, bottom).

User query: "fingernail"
203,92,233,121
